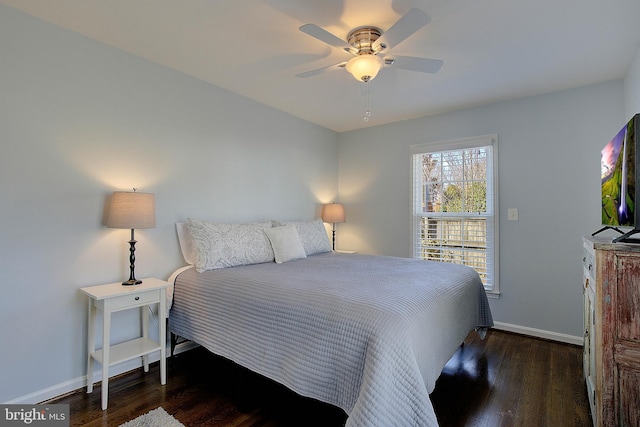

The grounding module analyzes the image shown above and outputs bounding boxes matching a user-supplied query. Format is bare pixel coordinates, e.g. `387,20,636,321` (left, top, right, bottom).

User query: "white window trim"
410,134,500,298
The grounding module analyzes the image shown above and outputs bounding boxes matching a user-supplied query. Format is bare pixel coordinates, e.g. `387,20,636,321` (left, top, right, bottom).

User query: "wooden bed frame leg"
167,319,190,358
171,332,178,357
167,318,177,357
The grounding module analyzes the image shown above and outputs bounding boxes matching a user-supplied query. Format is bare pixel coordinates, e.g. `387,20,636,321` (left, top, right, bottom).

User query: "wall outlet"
507,208,519,221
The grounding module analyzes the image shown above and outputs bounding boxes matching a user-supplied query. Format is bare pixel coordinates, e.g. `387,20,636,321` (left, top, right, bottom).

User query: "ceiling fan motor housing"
347,27,385,54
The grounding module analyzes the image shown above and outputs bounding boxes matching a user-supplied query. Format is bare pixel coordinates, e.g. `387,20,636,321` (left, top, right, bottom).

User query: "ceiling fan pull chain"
363,83,372,122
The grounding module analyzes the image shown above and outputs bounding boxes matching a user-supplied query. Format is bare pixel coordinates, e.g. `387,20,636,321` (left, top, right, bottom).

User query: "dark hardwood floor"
47,330,592,426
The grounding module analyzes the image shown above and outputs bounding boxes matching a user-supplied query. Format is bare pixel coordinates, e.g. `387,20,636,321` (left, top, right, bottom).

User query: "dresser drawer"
583,243,596,282
97,290,160,312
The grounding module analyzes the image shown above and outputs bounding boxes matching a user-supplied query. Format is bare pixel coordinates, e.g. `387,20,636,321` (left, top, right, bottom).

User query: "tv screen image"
595,114,640,242
601,120,635,226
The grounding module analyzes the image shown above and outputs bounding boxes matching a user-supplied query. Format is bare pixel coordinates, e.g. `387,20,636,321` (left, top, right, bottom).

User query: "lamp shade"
321,203,346,223
346,54,384,82
107,191,156,229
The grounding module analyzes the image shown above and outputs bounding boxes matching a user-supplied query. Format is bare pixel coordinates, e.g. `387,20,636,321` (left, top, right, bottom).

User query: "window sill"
485,290,500,299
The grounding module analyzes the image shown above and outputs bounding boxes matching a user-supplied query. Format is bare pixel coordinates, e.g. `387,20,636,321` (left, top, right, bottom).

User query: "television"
593,113,640,242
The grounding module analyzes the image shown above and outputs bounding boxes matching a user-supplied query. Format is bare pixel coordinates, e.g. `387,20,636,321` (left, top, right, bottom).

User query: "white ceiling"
3,0,640,132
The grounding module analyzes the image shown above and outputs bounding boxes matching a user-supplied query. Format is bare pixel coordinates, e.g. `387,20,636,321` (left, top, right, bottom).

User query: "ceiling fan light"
346,54,384,82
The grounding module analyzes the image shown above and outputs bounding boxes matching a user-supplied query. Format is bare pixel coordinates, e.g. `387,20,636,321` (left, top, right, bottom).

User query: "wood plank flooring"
46,330,592,426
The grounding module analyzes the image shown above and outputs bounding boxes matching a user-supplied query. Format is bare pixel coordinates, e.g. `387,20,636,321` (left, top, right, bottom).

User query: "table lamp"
107,189,156,285
321,203,346,251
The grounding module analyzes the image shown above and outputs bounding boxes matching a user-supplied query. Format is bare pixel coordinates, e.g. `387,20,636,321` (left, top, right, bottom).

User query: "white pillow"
176,222,195,265
273,219,332,255
264,225,307,264
187,218,274,272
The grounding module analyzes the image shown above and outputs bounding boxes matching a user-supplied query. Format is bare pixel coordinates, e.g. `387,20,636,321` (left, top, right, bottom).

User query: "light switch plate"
508,208,519,221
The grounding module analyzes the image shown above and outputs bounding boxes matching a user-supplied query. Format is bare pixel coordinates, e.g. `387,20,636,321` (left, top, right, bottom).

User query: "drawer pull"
135,296,140,301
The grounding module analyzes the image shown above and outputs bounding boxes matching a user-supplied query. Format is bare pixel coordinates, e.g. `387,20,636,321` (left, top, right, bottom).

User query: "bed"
168,218,493,427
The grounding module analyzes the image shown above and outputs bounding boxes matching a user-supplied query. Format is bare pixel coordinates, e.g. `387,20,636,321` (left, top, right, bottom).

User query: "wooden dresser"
582,236,640,427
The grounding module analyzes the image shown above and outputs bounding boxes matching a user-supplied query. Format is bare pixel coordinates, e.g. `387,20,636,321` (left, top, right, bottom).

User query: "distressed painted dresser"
582,236,640,427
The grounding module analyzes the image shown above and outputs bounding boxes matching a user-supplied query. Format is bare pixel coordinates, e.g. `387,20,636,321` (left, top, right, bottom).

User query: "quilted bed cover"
169,252,493,426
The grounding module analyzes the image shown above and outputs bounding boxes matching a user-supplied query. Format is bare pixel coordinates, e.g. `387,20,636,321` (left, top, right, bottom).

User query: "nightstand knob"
135,296,140,301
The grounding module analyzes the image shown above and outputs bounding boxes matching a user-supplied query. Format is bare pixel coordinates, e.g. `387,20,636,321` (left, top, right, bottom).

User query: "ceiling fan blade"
295,62,347,78
299,23,353,51
389,55,443,73
374,8,431,51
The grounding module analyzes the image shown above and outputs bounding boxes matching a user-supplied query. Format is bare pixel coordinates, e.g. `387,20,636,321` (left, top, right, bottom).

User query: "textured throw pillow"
187,218,274,272
273,219,331,255
264,225,307,264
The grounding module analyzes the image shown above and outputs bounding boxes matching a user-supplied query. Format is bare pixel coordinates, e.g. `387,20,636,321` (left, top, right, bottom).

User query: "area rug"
118,407,184,427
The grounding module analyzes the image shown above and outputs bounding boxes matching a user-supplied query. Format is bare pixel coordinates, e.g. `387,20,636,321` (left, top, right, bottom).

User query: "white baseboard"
4,341,199,405
493,321,584,346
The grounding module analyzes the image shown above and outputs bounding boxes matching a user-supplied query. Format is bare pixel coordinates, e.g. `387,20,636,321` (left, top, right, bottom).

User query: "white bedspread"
169,252,493,426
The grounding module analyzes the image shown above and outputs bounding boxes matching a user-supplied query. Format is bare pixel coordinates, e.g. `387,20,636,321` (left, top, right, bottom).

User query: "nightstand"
80,277,170,410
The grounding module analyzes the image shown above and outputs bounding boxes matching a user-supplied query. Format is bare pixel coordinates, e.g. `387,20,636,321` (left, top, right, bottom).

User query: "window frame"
410,134,500,297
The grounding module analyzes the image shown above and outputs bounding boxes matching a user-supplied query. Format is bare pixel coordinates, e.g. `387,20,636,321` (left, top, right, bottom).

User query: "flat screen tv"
593,113,640,242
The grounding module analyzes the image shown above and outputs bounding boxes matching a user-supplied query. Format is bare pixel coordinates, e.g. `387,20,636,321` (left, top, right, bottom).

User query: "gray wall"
0,6,337,403
337,80,626,341
625,45,640,117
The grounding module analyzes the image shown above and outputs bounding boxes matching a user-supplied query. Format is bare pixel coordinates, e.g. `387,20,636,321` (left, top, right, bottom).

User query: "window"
411,135,499,295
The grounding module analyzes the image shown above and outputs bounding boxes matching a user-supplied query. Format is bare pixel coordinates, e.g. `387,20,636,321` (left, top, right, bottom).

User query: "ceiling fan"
296,8,443,83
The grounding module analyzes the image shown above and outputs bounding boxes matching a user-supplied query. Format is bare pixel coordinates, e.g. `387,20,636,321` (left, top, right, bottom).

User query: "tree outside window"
412,136,498,294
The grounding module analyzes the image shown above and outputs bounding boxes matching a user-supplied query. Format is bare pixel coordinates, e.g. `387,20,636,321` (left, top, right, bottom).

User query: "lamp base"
122,279,142,286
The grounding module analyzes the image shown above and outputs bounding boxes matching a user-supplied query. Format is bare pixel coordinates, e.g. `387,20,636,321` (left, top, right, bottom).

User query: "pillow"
187,218,274,272
272,219,331,255
176,222,195,265
264,225,307,264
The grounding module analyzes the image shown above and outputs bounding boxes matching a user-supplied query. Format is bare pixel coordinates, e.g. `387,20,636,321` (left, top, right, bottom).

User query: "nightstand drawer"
104,290,160,311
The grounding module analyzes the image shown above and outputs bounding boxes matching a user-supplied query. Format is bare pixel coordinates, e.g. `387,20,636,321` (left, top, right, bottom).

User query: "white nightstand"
80,277,170,410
